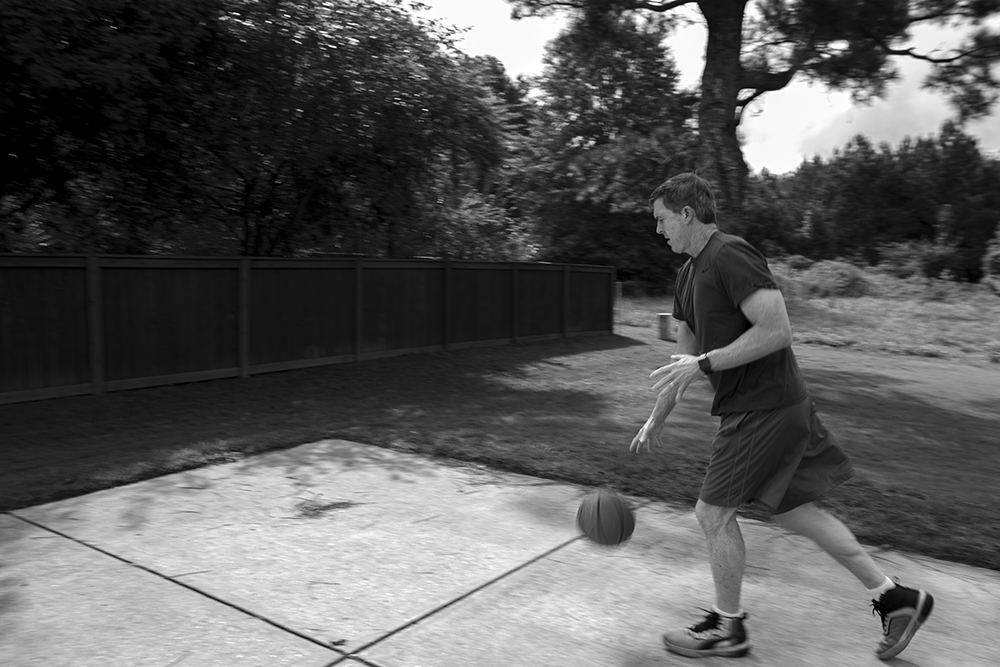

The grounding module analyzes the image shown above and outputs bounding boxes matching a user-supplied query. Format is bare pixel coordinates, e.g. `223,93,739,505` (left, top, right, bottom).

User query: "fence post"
562,264,570,338
354,259,364,361
86,255,104,395
510,262,519,343
612,272,620,334
442,260,451,351
239,258,250,377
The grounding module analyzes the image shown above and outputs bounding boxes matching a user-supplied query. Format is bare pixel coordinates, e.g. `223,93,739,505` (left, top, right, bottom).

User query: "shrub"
770,261,813,305
982,229,1000,279
878,241,954,279
758,240,786,260
798,260,869,297
784,255,814,271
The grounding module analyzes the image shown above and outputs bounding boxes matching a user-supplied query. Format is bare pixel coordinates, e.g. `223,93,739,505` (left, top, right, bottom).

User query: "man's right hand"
629,376,690,454
629,417,664,453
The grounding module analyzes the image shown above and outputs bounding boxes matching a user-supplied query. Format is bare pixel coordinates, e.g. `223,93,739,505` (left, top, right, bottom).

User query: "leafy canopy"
508,1,1000,120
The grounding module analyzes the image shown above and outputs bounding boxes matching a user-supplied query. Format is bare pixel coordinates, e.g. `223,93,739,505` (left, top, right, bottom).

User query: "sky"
412,0,1000,175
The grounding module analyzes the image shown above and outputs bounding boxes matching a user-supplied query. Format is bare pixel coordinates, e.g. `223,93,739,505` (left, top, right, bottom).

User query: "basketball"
576,491,635,546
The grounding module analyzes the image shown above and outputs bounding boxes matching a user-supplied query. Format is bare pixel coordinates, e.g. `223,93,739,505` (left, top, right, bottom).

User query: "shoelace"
689,610,722,634
871,599,890,632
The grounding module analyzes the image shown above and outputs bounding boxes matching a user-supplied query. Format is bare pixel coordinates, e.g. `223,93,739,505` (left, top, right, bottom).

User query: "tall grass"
618,260,1000,364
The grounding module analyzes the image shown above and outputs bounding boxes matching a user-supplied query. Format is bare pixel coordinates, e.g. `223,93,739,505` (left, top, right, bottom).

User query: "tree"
757,121,1000,279
166,0,510,257
505,0,1000,229
422,55,540,261
0,0,231,252
1,0,516,258
983,227,1000,287
512,11,698,286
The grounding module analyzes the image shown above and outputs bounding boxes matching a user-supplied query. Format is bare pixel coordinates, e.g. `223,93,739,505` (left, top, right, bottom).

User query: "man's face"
652,199,689,255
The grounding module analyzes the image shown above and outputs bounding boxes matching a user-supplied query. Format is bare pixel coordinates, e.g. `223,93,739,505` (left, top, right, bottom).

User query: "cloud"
799,60,952,155
793,23,1000,167
742,52,1000,173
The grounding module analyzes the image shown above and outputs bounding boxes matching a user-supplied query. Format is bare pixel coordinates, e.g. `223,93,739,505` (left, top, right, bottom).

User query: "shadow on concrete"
0,514,37,625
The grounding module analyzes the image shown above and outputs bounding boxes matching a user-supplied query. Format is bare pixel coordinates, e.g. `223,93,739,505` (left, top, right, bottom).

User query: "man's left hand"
650,354,702,398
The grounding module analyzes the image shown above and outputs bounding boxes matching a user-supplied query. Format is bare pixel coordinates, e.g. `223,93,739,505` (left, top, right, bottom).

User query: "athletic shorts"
699,396,855,515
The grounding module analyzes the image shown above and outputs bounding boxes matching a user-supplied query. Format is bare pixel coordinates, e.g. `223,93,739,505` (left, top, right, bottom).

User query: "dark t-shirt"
672,232,808,416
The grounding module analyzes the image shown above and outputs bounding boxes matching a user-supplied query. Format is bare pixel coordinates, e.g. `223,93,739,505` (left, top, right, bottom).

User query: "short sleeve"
672,262,692,322
715,240,778,308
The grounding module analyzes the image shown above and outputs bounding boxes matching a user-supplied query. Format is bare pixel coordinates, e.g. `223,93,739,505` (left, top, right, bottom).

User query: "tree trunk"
697,0,749,232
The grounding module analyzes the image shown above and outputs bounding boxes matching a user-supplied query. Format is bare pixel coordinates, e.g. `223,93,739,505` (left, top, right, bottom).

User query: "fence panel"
102,267,239,382
0,266,89,393
0,256,613,404
361,264,444,354
449,265,513,345
517,265,563,338
250,265,356,367
568,268,613,334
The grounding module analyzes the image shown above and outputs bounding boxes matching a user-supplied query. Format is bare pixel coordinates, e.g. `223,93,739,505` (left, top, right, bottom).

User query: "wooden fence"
0,255,615,405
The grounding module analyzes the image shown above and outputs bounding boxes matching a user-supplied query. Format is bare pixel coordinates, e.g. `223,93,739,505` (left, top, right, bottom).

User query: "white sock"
712,604,744,619
866,576,896,600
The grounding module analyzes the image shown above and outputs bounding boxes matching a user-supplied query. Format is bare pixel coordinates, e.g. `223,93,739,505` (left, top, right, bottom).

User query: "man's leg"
773,501,934,660
695,499,745,614
772,501,885,588
662,500,751,658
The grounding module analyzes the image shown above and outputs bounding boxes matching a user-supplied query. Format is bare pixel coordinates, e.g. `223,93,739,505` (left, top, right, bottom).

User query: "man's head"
649,173,718,256
648,172,717,225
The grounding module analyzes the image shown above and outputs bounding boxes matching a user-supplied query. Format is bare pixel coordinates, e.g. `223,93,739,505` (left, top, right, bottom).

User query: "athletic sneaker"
871,584,934,660
662,609,751,658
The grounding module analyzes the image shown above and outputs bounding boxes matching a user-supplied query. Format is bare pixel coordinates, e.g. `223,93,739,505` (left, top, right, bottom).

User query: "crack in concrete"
342,534,586,660
4,511,346,660
6,509,591,667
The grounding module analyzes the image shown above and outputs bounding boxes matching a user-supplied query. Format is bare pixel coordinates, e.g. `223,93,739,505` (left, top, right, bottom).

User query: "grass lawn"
3,270,999,572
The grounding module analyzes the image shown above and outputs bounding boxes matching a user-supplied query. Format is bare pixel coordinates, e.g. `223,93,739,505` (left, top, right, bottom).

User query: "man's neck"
689,224,719,258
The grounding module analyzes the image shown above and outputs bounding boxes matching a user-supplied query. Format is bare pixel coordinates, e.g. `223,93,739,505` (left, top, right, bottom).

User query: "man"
630,172,933,660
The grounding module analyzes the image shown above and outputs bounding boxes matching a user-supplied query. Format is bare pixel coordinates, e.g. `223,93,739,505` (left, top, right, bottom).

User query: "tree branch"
511,0,695,16
878,40,1000,64
633,0,697,10
859,16,999,65
739,29,817,93
909,10,967,23
739,68,795,91
737,88,767,108
735,89,767,125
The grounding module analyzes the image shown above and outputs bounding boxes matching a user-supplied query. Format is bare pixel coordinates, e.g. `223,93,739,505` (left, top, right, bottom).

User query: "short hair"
648,172,717,225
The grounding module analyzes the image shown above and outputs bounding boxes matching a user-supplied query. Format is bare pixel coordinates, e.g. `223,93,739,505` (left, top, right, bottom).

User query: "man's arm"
648,288,793,398
674,319,698,357
648,319,699,420
629,318,700,453
702,288,792,372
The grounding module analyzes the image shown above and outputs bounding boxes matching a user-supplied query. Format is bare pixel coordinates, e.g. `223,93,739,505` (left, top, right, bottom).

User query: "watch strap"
698,353,714,375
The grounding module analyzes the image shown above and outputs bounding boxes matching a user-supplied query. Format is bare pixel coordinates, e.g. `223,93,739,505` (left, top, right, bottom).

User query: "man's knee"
695,499,739,533
773,502,823,532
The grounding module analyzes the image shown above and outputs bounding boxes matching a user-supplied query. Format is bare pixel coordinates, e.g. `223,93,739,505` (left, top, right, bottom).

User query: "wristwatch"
697,352,714,375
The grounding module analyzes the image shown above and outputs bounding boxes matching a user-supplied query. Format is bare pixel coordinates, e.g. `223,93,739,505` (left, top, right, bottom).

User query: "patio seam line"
5,511,345,657
321,654,387,667
335,494,655,660
345,533,586,659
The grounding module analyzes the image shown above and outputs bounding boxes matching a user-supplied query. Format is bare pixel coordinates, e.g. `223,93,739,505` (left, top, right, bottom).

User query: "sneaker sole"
663,638,752,659
877,590,934,661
